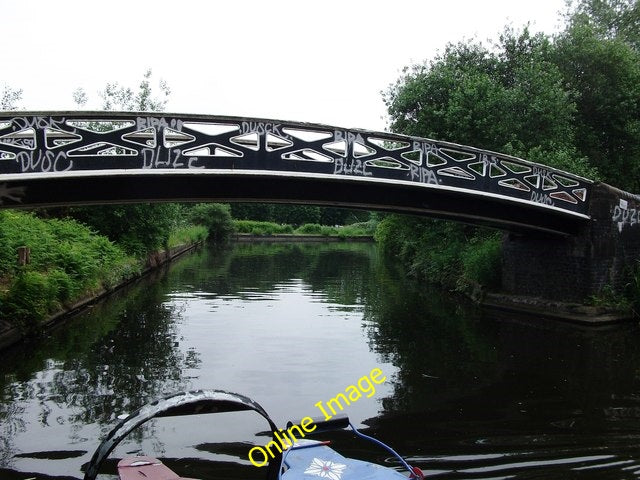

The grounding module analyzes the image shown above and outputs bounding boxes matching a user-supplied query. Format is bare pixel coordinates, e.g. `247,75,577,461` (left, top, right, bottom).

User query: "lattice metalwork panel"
0,112,591,216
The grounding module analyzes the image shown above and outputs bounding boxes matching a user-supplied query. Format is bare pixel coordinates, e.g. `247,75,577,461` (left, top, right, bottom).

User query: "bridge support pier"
501,183,640,305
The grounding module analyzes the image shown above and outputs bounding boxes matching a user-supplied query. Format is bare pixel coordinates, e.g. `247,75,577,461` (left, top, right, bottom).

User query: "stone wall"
501,183,640,302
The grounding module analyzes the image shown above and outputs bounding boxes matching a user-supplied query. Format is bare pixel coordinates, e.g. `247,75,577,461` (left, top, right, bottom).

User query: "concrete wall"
502,183,640,302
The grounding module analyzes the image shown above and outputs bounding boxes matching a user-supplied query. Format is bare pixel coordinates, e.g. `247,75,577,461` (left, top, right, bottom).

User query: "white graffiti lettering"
142,148,187,169
334,130,365,145
612,204,639,232
532,166,550,177
530,191,554,205
409,164,438,184
12,116,67,131
241,122,282,136
531,166,555,187
412,141,438,156
334,158,371,176
141,148,204,169
136,117,182,132
478,153,499,168
0,137,35,149
16,151,73,173
188,157,204,169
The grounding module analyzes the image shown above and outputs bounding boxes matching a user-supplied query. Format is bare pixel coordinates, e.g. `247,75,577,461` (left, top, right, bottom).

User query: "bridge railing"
0,112,591,217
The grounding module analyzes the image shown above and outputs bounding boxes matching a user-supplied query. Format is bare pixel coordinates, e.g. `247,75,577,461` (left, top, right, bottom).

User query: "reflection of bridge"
0,112,592,235
0,112,638,305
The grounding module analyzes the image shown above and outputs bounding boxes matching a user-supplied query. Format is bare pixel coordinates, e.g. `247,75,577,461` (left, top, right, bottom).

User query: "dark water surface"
2,242,640,479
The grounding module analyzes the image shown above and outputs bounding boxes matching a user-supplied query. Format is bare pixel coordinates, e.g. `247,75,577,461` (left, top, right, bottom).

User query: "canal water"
2,242,640,479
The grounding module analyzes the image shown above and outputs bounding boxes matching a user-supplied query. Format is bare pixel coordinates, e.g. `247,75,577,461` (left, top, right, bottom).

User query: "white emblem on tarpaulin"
304,458,347,480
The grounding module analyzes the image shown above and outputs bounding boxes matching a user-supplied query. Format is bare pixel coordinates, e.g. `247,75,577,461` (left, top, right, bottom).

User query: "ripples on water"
1,242,640,479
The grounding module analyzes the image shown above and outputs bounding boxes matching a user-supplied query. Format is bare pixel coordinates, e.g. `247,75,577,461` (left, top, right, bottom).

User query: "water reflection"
360,255,640,478
0,242,388,478
2,242,640,479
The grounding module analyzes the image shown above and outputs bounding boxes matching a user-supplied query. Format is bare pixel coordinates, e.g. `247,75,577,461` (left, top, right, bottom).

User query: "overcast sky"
2,0,567,131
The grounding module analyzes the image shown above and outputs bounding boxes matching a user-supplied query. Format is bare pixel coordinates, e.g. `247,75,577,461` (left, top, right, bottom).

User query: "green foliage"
186,203,234,242
590,284,631,309
567,0,640,49
68,204,180,257
384,27,590,175
376,216,463,285
167,225,208,248
320,208,369,225
229,203,274,222
233,220,294,235
270,204,322,225
3,271,57,327
232,219,375,238
294,223,324,235
229,203,370,226
0,211,139,330
460,233,503,288
73,69,171,112
67,70,179,256
375,215,502,292
554,19,640,190
380,1,640,296
335,220,378,237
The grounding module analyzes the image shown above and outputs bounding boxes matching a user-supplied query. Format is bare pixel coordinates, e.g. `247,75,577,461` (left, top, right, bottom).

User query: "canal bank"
457,279,632,325
235,232,633,324
233,233,374,242
0,241,203,351
480,292,633,325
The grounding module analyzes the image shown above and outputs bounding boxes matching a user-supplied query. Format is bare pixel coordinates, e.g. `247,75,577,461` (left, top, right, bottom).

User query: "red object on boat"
117,455,199,480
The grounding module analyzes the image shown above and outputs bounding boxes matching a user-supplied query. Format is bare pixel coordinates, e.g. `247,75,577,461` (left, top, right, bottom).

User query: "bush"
375,215,502,292
460,233,502,288
233,220,293,235
337,220,377,237
232,219,375,238
3,271,57,328
188,204,234,242
295,224,323,235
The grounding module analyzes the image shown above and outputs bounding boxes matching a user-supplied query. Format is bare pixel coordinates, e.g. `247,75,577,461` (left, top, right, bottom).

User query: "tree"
1,85,22,110
384,27,596,178
566,0,640,49
73,69,170,111
378,0,640,295
69,70,179,256
555,1,640,191
187,203,234,242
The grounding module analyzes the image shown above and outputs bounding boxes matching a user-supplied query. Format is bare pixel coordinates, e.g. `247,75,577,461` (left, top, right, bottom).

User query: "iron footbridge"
0,112,592,234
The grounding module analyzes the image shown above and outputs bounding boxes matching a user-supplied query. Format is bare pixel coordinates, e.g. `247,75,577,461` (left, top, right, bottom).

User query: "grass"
233,220,376,237
167,225,208,248
0,210,140,330
233,220,294,235
0,210,209,332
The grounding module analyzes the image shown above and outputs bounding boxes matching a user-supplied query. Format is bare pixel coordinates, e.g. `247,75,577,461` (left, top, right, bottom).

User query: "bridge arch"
0,112,592,235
